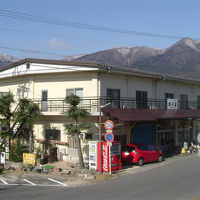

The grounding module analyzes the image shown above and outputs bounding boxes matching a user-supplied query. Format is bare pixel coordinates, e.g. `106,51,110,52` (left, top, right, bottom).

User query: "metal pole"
109,145,111,175
98,98,102,173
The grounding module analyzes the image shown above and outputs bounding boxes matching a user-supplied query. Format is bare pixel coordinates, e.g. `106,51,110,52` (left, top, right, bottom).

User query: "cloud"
40,39,69,50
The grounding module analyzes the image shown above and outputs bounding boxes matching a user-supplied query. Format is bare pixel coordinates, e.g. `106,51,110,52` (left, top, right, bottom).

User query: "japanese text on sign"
23,153,35,165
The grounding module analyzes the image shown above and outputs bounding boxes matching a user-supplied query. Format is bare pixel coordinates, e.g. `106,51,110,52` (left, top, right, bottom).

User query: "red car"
121,144,163,166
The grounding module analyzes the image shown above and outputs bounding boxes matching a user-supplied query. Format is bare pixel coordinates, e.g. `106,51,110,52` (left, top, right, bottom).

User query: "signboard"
89,141,98,170
167,99,178,110
0,152,5,164
104,120,114,130
23,153,36,165
107,142,112,146
105,132,114,143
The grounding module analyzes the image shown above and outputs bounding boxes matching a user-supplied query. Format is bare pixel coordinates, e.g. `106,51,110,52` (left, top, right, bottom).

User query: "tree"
15,98,40,153
0,93,40,154
64,94,90,168
0,92,15,150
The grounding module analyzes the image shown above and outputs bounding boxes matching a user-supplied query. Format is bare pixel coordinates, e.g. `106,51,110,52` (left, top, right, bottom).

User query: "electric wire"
0,9,197,40
0,27,133,46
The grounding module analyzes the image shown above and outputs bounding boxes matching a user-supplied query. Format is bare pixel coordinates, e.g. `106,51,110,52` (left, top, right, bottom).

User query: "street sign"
104,120,114,130
106,130,113,133
107,142,112,146
105,132,114,143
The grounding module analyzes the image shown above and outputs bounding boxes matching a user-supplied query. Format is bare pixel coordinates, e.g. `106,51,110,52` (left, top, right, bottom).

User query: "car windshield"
122,146,135,153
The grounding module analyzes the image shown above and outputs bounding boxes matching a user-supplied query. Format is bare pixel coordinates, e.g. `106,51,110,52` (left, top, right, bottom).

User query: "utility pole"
98,97,102,173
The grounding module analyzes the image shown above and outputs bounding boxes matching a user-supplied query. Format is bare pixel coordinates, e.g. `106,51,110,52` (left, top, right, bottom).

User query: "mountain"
64,53,87,61
75,46,164,68
75,37,200,77
0,55,19,67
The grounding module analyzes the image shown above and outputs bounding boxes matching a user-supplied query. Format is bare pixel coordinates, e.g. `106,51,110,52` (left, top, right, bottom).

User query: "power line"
0,46,66,57
0,9,196,40
0,26,133,46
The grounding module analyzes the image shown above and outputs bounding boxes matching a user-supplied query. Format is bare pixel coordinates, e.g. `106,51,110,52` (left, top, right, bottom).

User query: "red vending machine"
97,141,121,172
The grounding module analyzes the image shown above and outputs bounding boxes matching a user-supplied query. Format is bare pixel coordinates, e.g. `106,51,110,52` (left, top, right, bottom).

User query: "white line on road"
48,178,68,186
0,183,68,187
23,179,37,185
0,179,8,185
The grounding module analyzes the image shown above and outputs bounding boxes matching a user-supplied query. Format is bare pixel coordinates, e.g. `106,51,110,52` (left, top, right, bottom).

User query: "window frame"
45,129,61,141
136,90,148,109
180,94,188,109
66,88,83,97
106,88,121,108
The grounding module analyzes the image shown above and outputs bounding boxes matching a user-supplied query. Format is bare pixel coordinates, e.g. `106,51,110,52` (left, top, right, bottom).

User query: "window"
122,146,135,153
180,94,188,109
66,88,83,98
41,90,48,112
26,63,30,69
0,92,9,96
68,136,77,148
137,145,148,151
147,145,156,151
136,91,147,109
197,96,200,109
107,89,120,108
165,93,174,109
45,129,61,141
165,93,174,99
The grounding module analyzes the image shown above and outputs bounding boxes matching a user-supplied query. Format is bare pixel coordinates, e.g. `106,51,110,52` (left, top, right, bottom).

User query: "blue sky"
0,0,200,59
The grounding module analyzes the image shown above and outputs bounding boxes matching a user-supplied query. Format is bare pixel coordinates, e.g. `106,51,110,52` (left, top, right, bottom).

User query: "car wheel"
158,155,163,162
137,158,144,166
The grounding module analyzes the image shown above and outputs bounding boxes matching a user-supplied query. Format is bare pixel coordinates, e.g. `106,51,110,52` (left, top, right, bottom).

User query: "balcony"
33,97,199,114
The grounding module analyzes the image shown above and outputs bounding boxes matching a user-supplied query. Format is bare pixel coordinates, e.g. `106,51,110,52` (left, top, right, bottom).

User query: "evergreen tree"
64,94,90,168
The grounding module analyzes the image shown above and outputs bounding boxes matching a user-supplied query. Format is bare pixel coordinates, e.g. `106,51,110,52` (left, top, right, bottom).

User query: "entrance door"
131,125,154,145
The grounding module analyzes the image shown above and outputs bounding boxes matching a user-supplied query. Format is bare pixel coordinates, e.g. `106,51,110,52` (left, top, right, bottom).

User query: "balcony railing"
33,97,199,113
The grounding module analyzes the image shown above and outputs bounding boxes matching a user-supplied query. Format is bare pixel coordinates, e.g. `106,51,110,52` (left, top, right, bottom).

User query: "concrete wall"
100,73,200,101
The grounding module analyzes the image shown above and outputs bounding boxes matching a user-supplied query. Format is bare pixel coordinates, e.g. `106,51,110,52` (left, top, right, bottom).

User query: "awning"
102,108,200,122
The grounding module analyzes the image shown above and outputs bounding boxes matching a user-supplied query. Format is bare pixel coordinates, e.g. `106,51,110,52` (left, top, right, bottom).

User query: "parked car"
121,144,163,166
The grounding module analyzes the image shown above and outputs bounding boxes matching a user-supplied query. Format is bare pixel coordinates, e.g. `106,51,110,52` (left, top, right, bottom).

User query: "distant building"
0,58,200,162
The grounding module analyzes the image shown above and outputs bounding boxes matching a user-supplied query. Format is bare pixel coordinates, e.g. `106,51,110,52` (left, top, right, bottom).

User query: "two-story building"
0,58,200,162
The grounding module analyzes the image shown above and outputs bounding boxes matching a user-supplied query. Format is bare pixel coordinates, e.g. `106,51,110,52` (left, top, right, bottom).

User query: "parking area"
0,174,68,187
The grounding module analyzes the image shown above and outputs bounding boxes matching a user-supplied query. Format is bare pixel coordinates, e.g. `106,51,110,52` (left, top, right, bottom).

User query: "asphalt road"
1,154,200,200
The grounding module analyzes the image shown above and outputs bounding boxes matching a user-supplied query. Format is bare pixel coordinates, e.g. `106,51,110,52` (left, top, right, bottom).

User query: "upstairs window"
45,129,61,141
136,91,147,109
165,93,174,99
107,89,120,108
180,94,188,109
66,88,83,98
165,93,174,109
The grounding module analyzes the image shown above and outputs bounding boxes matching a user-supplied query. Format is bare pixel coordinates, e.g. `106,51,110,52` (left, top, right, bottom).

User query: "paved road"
1,154,200,200
0,174,68,187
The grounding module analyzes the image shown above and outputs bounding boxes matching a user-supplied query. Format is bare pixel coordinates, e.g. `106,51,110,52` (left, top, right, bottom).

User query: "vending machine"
89,141,121,172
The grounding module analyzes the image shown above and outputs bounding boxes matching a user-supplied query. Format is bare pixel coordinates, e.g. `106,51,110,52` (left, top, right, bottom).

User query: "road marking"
23,179,37,185
0,179,8,185
0,183,68,187
48,178,68,186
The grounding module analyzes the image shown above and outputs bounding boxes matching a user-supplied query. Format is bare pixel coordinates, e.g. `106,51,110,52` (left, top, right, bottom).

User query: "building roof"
102,108,200,122
1,58,200,84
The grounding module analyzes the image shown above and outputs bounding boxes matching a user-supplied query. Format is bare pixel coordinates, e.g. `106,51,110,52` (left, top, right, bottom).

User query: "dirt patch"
92,173,113,183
